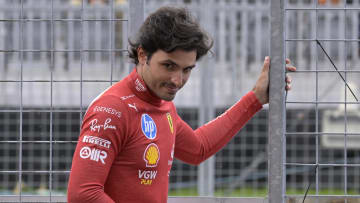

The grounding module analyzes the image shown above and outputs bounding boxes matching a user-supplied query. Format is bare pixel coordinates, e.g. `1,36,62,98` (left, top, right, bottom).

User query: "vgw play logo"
141,114,157,139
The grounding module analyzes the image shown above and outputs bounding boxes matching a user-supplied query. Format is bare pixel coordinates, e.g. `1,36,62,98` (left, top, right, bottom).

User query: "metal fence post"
197,53,215,196
268,0,285,202
0,5,4,74
128,0,144,72
197,0,215,197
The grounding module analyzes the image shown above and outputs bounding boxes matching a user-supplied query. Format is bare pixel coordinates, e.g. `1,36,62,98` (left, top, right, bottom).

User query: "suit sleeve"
174,91,262,165
67,96,128,203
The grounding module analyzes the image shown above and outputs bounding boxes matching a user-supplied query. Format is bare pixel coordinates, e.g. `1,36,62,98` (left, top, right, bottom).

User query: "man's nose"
171,71,183,87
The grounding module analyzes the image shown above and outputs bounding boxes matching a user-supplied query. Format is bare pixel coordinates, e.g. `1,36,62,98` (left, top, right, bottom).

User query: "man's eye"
164,63,174,69
183,67,193,73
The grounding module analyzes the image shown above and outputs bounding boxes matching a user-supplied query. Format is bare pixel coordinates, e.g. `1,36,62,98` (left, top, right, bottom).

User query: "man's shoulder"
84,80,132,120
86,94,126,120
93,77,133,105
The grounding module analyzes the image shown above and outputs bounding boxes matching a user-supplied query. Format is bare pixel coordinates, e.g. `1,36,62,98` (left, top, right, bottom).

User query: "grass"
287,188,360,196
168,187,268,197
169,187,360,197
1,186,359,197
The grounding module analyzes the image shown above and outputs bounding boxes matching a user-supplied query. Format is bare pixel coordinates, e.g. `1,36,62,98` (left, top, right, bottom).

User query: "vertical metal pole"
197,59,215,197
197,0,215,197
49,0,54,201
314,2,319,202
0,4,4,73
110,0,114,85
80,0,84,132
128,0,144,72
269,0,285,203
343,3,348,202
19,1,24,202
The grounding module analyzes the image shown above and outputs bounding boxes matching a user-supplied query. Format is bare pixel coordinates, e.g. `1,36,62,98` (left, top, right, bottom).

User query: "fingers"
285,74,292,91
286,58,296,72
286,64,297,72
263,56,270,72
263,57,296,91
285,84,291,91
285,58,296,91
285,75,292,83
266,57,296,72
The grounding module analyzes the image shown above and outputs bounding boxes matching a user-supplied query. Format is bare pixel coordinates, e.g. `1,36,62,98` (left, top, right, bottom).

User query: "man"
67,6,295,203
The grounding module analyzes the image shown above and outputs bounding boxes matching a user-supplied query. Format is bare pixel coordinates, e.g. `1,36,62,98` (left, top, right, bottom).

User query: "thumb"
262,56,270,73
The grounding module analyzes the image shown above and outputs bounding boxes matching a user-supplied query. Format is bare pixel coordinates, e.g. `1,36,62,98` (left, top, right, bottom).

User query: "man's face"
137,48,197,101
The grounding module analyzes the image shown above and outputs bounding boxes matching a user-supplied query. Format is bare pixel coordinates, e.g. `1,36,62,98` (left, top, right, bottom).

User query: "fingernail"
265,56,269,61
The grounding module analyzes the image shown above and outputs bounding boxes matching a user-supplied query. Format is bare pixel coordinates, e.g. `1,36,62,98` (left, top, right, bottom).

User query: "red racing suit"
67,69,262,203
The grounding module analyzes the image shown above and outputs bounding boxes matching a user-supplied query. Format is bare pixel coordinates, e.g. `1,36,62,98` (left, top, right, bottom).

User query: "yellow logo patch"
166,113,174,134
143,143,160,167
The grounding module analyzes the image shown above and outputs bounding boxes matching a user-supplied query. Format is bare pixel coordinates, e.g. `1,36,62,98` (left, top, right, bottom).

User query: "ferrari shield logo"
166,113,174,134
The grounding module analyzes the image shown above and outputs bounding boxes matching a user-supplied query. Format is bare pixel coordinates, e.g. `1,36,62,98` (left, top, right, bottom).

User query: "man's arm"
174,91,262,165
67,96,127,203
174,57,295,165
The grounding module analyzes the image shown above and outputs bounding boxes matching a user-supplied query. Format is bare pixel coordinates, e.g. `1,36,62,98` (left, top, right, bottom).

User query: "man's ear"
137,47,147,65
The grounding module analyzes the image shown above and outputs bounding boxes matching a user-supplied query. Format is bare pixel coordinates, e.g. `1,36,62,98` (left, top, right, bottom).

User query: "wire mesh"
0,0,272,200
2,0,360,202
0,0,129,201
285,0,360,202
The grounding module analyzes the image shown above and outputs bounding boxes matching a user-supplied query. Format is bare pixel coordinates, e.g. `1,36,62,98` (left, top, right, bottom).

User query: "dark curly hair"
128,6,213,65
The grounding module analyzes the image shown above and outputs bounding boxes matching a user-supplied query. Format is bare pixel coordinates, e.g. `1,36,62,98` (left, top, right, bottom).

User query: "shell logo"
143,143,160,167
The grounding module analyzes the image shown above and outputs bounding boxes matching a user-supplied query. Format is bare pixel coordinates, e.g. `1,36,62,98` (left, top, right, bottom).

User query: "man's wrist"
252,89,267,105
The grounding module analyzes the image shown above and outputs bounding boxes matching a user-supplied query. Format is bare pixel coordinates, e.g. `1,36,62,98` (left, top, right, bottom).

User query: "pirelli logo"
82,135,111,149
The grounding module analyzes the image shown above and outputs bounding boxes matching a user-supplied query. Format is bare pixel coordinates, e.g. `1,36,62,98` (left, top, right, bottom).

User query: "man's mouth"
165,84,178,94
167,87,178,94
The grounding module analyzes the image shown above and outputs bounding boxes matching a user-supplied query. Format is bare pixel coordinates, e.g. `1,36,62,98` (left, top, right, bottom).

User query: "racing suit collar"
127,68,163,107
